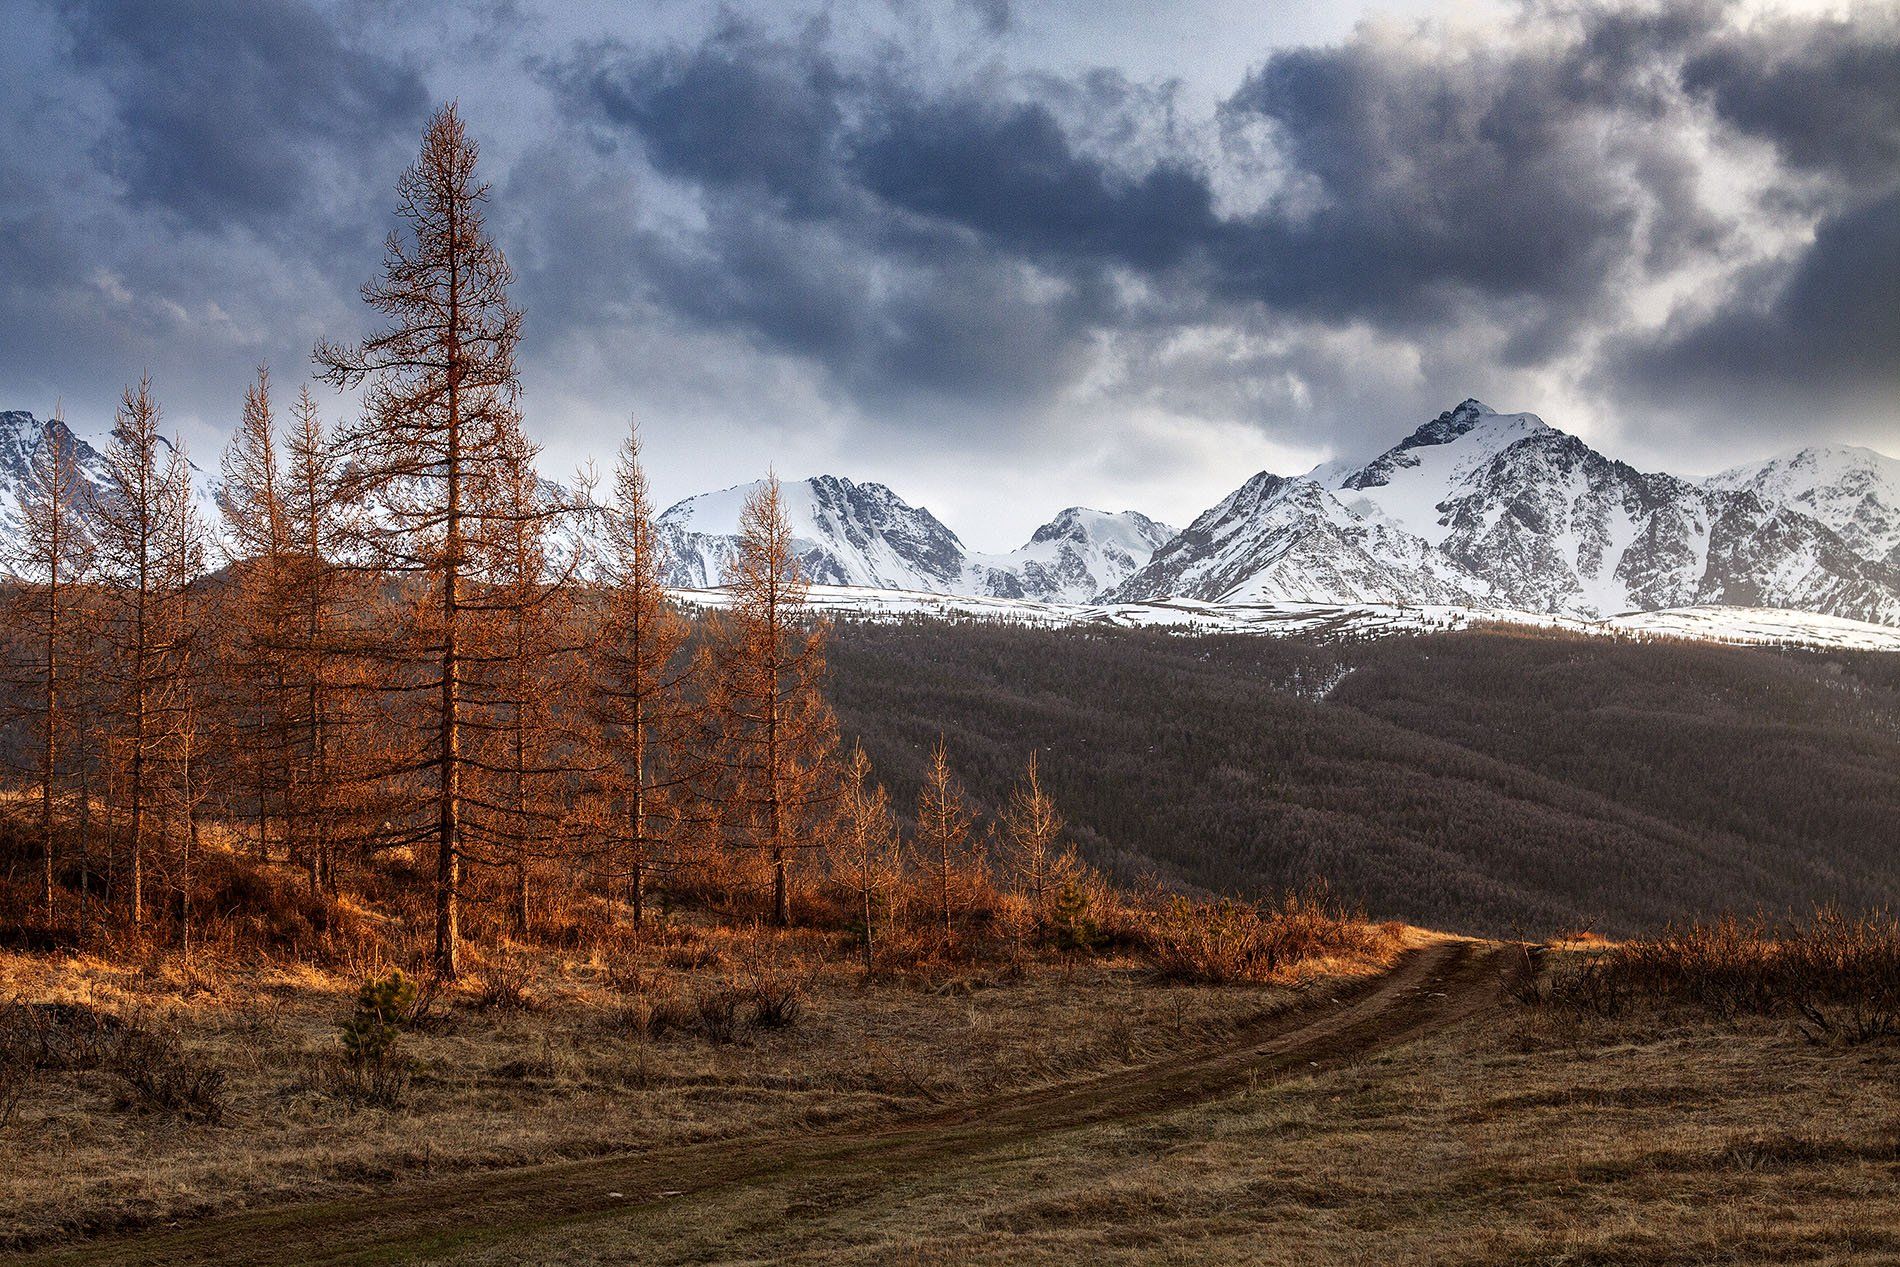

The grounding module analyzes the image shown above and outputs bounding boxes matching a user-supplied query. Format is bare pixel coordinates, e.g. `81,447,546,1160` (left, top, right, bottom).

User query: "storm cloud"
57,0,429,234
0,0,1894,543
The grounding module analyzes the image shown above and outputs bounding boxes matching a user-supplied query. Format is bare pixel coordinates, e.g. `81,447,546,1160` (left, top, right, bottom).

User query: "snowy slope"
0,411,110,552
657,475,970,590
1707,446,1900,569
1110,472,1480,605
1332,400,1554,546
656,478,1172,602
1117,399,1900,624
671,584,1900,652
967,507,1175,602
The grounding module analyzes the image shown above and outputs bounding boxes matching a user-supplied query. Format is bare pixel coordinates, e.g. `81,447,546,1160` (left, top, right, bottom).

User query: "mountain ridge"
3,401,1896,626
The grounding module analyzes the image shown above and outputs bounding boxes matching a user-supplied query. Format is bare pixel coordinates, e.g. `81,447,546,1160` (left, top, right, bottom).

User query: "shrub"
691,983,742,1044
341,971,416,1065
1541,909,1900,1043
730,936,813,1029
1050,881,1100,956
469,951,539,1013
106,1026,227,1123
1139,885,1390,984
0,999,121,1074
2,999,226,1127
611,971,695,1043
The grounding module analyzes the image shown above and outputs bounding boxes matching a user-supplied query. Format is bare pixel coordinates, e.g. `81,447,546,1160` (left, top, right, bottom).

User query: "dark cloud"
854,99,1216,272
58,0,429,233
1684,15,1900,187
1612,189,1900,422
557,25,849,215
545,1,1895,462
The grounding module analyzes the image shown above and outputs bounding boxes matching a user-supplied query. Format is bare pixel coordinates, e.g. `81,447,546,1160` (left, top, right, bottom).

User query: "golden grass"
441,986,1900,1266
0,931,1342,1249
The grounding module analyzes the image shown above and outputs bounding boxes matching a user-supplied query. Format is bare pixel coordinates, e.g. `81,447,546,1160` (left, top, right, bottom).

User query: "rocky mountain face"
966,507,1175,603
0,411,111,548
5,400,1897,626
1114,400,1900,624
653,476,1172,602
1707,445,1900,569
0,410,244,561
1112,472,1479,607
657,475,970,591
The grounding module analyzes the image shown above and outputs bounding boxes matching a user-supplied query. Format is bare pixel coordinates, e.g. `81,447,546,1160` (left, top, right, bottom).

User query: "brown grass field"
2,924,1896,1265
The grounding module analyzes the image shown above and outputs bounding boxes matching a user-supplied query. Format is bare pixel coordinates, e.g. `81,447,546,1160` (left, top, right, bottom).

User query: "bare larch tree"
11,403,94,922
315,103,524,977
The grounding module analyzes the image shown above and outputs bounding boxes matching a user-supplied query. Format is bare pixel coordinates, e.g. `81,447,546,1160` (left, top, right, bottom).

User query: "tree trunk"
434,234,465,981
39,588,57,925
772,849,789,927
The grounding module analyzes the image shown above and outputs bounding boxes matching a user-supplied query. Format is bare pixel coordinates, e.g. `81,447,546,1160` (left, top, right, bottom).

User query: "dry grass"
0,926,1348,1249
439,982,1900,1266
1136,884,1405,984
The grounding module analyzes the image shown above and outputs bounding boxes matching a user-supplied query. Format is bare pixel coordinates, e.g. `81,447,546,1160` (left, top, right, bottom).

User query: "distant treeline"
827,621,1900,936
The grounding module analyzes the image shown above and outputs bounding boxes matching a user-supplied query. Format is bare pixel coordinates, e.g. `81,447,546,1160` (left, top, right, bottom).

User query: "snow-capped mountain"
1111,473,1478,606
0,410,110,552
6,398,1898,629
657,476,972,590
1707,446,1900,569
0,409,226,560
967,507,1174,602
655,476,1171,602
1115,400,1900,624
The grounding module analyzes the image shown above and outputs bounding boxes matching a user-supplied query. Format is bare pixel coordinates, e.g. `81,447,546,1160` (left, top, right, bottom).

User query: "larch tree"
92,376,177,927
281,385,358,893
590,421,693,927
829,743,902,970
466,422,582,935
1001,751,1076,934
914,736,978,951
217,364,293,861
154,439,209,946
315,103,524,978
711,477,836,926
11,403,94,923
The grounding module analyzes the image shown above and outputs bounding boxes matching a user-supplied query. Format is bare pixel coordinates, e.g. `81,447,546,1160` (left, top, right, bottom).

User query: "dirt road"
15,938,1516,1266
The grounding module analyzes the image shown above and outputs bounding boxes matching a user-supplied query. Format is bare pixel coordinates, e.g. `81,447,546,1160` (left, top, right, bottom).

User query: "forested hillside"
828,622,1900,935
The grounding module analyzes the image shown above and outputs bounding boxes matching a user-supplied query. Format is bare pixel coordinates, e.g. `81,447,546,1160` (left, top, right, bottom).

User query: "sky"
0,0,1894,550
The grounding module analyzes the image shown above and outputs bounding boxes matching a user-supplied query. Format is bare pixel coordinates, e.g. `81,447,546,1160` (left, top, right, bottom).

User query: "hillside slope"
828,622,1900,935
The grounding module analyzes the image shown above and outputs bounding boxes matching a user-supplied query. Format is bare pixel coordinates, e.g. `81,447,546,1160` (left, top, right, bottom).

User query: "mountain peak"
654,474,1173,600
1411,398,1549,447
1707,442,1900,568
1027,507,1172,551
